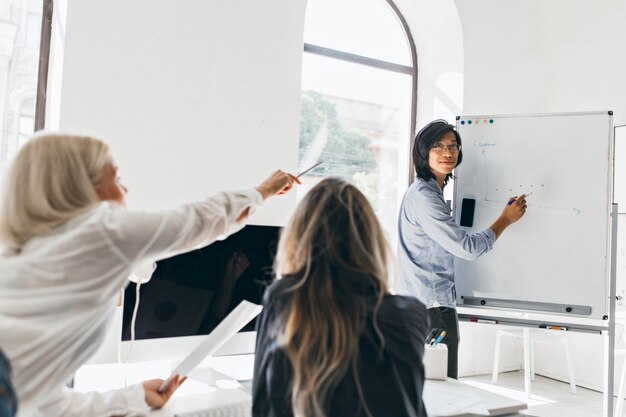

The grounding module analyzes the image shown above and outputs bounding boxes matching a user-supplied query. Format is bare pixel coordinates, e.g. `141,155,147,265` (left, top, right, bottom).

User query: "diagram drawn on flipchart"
455,112,611,320
478,147,582,215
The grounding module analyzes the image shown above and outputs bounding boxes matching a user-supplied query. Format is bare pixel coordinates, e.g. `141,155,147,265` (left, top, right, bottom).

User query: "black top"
252,275,430,417
0,349,17,417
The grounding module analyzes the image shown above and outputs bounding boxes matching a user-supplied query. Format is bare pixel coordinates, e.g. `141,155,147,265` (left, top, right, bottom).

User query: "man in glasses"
396,119,527,378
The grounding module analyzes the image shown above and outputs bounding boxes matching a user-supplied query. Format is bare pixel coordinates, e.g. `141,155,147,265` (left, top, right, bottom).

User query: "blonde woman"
0,133,297,417
252,178,429,417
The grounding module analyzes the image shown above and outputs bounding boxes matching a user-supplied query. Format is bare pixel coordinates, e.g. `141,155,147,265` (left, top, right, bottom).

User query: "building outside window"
0,0,44,177
298,0,416,245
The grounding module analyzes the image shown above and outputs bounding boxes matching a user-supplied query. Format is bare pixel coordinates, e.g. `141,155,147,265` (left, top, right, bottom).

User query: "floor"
460,371,610,417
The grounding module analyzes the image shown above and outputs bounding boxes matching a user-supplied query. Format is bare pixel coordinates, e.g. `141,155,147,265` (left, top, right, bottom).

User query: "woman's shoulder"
376,294,430,337
262,276,299,307
265,276,293,295
57,201,122,232
13,203,119,255
380,294,428,316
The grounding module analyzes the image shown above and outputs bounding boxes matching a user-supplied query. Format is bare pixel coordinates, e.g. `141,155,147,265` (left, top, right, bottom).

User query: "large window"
0,0,49,177
298,0,416,245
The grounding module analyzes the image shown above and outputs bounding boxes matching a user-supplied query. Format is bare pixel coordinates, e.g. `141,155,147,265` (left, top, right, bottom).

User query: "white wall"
452,0,626,391
54,0,307,363
456,0,626,117
394,0,465,127
57,0,307,225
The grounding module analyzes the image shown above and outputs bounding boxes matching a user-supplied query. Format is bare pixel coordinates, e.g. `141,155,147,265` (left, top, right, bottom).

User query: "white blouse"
0,189,263,417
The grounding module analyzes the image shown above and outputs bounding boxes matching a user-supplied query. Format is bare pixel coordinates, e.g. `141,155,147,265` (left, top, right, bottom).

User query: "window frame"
34,0,53,131
302,0,417,186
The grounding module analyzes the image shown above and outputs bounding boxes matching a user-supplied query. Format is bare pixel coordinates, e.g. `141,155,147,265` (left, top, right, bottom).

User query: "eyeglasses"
431,144,461,153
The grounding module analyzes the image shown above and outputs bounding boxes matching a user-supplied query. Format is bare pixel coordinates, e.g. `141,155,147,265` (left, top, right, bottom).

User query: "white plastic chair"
492,327,577,397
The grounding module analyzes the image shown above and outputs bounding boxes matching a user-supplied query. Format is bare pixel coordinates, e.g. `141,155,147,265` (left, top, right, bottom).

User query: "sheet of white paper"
158,300,262,392
424,385,487,417
187,366,234,387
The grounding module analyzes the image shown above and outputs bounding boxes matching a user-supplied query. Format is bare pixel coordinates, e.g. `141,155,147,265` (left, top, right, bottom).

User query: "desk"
424,379,527,417
151,379,527,417
149,388,250,417
75,359,527,417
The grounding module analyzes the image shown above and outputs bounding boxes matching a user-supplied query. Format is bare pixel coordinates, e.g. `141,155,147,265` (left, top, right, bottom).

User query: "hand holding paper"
158,300,263,392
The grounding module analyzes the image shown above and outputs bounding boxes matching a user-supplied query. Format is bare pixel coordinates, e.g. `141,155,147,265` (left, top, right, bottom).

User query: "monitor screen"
121,225,281,341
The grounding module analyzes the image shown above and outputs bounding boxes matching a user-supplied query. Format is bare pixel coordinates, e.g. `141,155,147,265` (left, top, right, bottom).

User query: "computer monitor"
120,224,281,362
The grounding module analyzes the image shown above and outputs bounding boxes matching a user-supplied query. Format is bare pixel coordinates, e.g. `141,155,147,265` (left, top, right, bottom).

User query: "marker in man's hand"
507,192,532,205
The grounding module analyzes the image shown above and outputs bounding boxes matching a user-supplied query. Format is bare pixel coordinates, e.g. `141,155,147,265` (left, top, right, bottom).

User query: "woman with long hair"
0,133,297,417
252,177,429,417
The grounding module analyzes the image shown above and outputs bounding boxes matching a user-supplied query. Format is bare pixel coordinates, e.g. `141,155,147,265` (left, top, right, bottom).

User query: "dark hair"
411,119,463,187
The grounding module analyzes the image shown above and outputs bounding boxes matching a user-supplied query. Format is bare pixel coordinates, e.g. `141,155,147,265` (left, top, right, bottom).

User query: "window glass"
0,0,43,177
304,0,411,66
298,53,412,243
25,13,41,48
18,99,36,151
299,0,414,245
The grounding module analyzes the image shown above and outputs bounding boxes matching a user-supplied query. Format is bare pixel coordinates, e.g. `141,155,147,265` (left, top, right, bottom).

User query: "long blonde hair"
0,133,109,252
274,177,392,417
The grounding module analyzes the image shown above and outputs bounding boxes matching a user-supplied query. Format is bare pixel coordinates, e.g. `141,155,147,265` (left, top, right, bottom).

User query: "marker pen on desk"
429,329,442,345
470,318,498,324
433,330,446,346
425,328,438,345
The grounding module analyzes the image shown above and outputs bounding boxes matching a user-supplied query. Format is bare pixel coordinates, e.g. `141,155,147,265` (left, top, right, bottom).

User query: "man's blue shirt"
396,177,496,308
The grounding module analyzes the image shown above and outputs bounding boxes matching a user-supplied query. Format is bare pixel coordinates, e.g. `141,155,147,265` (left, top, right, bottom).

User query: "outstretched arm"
103,170,299,270
236,170,300,223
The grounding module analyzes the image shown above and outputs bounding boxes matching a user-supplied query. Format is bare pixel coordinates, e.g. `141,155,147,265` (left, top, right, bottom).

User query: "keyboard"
174,399,252,417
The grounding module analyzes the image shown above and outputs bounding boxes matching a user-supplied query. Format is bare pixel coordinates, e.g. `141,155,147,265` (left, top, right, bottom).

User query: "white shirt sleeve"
4,188,265,417
100,188,263,268
36,384,150,417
